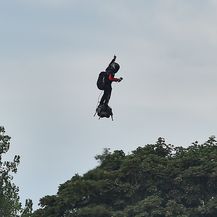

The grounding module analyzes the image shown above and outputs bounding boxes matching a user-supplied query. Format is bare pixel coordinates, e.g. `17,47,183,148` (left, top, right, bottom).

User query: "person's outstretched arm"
108,74,123,82
108,55,116,66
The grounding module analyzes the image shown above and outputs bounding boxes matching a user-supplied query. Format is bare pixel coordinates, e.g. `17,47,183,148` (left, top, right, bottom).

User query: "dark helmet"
110,62,120,73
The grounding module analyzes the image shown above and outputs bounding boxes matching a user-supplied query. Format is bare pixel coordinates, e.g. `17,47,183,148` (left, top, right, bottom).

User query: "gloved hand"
118,77,123,82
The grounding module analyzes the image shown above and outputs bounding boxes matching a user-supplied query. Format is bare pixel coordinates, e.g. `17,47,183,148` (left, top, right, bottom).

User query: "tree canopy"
33,137,217,217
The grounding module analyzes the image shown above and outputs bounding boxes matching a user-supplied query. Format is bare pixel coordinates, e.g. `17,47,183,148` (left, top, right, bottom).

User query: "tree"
0,126,33,217
21,199,33,217
33,137,217,217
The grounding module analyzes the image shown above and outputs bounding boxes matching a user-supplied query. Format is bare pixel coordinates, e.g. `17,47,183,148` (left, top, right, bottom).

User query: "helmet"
110,62,120,73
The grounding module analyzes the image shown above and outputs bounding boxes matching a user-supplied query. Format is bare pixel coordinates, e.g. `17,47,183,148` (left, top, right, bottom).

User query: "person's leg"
100,91,106,105
104,86,112,105
100,85,112,105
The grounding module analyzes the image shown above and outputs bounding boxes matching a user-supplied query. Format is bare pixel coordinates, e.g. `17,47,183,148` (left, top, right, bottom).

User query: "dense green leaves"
33,137,217,217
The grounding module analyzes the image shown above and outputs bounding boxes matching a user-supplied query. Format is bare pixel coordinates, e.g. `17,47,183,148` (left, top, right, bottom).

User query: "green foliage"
33,137,217,217
0,126,21,216
21,199,33,217
0,126,33,217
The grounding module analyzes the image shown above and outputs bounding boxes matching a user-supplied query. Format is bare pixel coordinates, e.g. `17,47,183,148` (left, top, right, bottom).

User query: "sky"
1,0,217,210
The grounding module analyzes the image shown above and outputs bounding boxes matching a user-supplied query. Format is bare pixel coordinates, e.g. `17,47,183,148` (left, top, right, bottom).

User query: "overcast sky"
1,0,217,209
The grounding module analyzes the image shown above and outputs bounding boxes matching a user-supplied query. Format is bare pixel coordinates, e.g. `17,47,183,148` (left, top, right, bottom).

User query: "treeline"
33,137,217,217
1,126,217,217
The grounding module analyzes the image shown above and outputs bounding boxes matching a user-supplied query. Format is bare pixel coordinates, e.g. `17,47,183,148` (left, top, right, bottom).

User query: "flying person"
98,55,123,106
95,55,123,120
